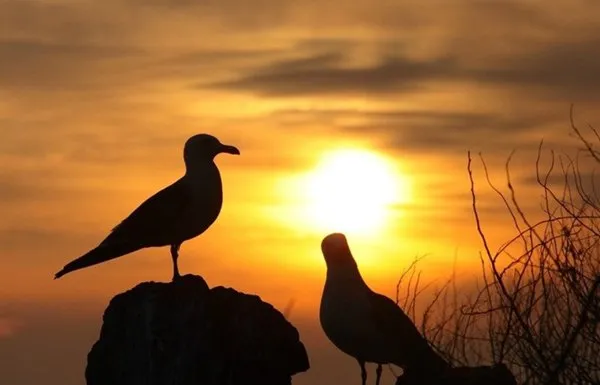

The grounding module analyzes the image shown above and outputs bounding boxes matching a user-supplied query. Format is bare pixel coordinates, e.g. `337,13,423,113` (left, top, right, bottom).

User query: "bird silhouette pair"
54,134,448,385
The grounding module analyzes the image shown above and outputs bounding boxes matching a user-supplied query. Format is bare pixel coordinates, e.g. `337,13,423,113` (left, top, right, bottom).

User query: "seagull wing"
54,178,192,279
368,290,439,368
105,177,192,247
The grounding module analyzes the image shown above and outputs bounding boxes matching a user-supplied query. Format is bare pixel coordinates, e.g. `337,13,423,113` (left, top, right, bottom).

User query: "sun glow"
303,149,410,236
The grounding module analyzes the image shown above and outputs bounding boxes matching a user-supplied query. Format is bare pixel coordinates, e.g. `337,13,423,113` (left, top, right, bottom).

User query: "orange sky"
3,0,600,384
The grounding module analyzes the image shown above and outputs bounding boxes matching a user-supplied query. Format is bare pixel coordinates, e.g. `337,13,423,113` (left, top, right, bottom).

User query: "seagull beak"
220,144,240,155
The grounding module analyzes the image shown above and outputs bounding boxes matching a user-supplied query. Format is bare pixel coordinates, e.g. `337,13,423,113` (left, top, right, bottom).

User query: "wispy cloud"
208,54,460,96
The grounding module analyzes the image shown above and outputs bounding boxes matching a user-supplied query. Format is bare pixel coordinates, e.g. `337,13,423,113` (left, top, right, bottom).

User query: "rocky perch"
396,363,517,385
86,274,310,385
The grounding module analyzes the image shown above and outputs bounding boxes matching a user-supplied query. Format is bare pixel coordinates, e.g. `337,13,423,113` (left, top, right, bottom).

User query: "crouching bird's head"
321,233,357,269
184,134,240,165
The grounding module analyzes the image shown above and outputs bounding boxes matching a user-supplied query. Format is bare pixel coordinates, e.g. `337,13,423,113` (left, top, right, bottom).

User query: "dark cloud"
0,38,136,59
473,37,600,101
0,228,73,252
207,53,460,96
134,0,291,27
263,107,562,155
0,174,64,203
519,162,600,196
351,110,561,153
207,33,600,102
0,38,144,90
0,226,102,262
0,1,130,39
162,48,280,72
0,114,189,170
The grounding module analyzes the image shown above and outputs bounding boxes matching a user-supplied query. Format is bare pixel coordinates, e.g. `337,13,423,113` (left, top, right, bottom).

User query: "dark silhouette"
396,363,516,385
86,274,309,385
319,233,448,385
54,134,239,281
390,110,598,385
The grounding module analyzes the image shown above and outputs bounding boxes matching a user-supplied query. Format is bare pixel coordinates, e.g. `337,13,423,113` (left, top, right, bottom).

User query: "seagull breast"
175,162,224,243
320,273,397,364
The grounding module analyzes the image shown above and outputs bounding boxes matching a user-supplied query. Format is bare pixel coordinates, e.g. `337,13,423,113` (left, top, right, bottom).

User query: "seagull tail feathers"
54,243,137,279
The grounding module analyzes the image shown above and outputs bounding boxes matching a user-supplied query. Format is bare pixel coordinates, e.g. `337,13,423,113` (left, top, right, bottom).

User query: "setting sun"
303,149,410,236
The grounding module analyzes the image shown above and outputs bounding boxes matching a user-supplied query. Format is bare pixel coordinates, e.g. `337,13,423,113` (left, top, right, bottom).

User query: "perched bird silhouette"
54,134,240,281
319,233,448,385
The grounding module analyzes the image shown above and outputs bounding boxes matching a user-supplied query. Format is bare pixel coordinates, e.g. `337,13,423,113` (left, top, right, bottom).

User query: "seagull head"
321,233,357,269
184,134,240,166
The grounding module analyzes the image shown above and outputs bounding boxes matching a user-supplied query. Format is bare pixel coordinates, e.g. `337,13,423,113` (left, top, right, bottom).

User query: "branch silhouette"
396,110,600,384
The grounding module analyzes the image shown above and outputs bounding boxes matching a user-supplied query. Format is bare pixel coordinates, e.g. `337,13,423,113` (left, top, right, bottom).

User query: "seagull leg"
375,364,382,385
170,243,181,281
357,359,367,385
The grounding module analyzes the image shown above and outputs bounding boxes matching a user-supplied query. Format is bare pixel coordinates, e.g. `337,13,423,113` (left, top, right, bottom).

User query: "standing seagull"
54,134,240,281
319,233,448,385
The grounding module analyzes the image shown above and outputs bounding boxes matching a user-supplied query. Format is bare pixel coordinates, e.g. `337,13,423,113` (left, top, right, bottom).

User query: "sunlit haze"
304,149,408,236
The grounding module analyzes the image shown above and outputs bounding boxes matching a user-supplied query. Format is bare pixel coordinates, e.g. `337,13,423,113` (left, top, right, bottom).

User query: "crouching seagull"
54,134,240,281
319,233,448,385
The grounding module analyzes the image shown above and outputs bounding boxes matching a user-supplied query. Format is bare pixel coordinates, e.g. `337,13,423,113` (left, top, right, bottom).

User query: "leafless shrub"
397,107,600,384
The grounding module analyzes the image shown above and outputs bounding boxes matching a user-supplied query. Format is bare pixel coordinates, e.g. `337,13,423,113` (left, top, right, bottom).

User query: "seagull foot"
172,273,182,282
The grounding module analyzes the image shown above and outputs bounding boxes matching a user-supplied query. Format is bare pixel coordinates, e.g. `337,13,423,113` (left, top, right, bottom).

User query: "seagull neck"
185,160,218,178
326,264,367,287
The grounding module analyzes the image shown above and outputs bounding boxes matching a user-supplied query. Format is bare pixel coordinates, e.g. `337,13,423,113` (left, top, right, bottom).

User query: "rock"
86,274,310,385
396,363,517,385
